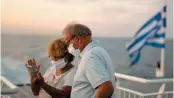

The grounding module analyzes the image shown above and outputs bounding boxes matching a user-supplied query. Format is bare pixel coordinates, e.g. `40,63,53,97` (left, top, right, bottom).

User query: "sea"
1,34,173,96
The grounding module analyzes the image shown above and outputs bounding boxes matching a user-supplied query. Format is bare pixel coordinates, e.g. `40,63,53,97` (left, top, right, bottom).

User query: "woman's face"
49,50,62,61
49,49,68,69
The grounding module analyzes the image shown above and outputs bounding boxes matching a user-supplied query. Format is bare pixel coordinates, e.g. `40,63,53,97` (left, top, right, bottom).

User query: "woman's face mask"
51,58,67,69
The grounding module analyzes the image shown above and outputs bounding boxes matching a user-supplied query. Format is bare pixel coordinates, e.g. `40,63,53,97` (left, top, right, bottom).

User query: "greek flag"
126,5,166,66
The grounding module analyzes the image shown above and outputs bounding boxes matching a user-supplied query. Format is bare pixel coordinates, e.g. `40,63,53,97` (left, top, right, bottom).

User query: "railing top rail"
117,86,144,95
0,76,19,94
115,73,173,84
117,86,173,96
143,91,174,96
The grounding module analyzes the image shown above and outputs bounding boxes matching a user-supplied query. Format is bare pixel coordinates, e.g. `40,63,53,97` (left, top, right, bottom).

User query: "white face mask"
51,58,67,69
68,44,81,67
68,44,80,56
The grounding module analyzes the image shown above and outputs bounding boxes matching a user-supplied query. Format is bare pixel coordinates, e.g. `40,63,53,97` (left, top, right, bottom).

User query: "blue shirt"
71,40,116,98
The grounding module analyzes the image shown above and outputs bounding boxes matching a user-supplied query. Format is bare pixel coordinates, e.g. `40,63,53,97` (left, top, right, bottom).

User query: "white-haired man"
63,23,116,98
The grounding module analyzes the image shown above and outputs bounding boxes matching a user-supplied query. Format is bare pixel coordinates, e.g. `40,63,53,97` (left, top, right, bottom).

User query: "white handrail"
117,86,173,97
115,73,173,84
117,86,144,96
143,91,173,96
0,76,19,94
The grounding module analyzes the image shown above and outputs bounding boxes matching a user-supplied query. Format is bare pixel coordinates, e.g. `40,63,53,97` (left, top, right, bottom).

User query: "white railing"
117,86,173,98
115,73,173,98
115,73,173,84
0,76,19,94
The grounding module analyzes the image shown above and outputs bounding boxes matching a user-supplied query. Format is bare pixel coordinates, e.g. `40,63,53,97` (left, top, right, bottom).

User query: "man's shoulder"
88,46,108,56
82,46,109,62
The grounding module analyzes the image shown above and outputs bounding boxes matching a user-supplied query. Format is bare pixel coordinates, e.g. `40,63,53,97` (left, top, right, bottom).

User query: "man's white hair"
63,22,92,39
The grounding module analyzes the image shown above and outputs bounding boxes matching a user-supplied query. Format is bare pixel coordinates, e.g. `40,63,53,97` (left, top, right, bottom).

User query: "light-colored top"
38,66,77,98
71,40,116,98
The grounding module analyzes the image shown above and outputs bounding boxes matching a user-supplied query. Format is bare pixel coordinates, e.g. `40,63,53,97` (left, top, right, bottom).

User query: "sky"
1,0,173,38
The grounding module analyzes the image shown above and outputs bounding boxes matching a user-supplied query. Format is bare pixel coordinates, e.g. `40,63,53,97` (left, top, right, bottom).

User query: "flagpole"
160,48,165,77
160,0,166,77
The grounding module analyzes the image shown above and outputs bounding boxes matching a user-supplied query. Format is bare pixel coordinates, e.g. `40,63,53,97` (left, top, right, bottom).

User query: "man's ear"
77,36,83,44
76,36,80,40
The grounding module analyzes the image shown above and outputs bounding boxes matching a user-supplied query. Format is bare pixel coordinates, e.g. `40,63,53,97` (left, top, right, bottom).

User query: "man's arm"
95,81,114,98
84,53,115,98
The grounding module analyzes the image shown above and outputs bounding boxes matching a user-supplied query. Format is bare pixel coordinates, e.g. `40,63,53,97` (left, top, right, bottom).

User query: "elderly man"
63,23,116,98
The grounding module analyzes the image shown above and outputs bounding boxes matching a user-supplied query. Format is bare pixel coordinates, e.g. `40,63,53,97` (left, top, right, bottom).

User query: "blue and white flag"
126,5,166,66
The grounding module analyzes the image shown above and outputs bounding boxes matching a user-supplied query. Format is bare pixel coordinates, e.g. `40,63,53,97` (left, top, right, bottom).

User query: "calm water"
1,34,173,84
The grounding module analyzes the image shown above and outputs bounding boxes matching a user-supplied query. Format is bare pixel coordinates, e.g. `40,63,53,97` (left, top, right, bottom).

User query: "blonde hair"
48,38,74,62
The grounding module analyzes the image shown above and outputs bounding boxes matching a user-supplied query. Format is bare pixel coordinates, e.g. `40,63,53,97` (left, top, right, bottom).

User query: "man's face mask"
51,58,67,69
68,44,80,56
68,44,81,67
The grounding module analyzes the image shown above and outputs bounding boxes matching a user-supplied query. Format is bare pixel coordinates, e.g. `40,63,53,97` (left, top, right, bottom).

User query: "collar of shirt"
80,40,100,58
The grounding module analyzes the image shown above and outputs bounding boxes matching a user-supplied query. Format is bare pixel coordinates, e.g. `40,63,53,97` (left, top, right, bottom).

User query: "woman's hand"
28,58,36,66
28,58,40,72
26,58,40,77
30,74,39,84
27,58,42,84
26,58,42,96
36,73,45,86
30,74,41,96
30,73,44,86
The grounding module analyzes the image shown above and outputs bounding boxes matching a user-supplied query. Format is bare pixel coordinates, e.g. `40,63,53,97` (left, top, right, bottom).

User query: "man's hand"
95,81,114,98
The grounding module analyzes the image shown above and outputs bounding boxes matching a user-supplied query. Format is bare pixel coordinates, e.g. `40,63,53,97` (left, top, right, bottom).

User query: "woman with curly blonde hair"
28,38,77,98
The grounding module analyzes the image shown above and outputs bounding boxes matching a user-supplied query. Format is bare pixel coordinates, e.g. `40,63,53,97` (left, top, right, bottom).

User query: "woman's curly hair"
48,38,74,63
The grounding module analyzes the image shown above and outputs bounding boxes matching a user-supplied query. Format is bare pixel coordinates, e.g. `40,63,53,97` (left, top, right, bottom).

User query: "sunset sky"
2,0,172,37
